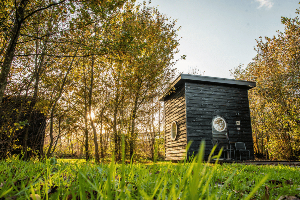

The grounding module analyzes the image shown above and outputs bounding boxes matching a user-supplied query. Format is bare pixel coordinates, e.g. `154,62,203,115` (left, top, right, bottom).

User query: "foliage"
0,0,180,161
0,0,125,159
231,6,300,160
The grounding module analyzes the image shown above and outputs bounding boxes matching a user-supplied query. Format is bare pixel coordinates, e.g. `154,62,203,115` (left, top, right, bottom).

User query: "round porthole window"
213,116,227,132
171,121,177,140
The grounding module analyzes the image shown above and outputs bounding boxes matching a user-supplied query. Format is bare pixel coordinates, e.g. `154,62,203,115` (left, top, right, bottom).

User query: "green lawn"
0,153,299,199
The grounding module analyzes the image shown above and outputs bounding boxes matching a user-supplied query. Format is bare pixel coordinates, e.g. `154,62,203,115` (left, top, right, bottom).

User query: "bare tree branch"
23,0,67,22
15,52,107,58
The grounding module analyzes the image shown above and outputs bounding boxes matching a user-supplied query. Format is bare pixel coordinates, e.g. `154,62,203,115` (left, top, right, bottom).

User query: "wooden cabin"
159,74,256,160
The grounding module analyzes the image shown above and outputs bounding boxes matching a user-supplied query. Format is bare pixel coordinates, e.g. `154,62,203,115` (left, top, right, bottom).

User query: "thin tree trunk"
50,116,62,156
151,102,156,161
129,96,138,161
158,101,161,158
88,55,100,163
84,107,89,160
84,74,90,161
91,120,98,162
113,102,119,161
46,49,78,158
99,116,104,159
113,89,120,161
47,108,55,158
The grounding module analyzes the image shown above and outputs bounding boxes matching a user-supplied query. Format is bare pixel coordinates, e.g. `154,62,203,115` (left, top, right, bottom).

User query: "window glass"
213,116,226,132
171,121,177,140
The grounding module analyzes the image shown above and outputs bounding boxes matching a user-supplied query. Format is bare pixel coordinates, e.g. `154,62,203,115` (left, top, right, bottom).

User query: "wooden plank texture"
164,86,187,160
185,82,255,160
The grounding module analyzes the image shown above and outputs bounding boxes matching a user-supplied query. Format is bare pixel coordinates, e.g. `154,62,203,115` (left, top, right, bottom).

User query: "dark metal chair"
235,142,250,160
211,116,234,160
212,132,234,159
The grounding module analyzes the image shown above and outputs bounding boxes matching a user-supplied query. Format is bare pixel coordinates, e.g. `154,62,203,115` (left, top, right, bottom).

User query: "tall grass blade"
207,144,217,163
120,134,126,199
0,187,13,198
184,140,192,165
188,140,205,200
217,169,237,199
79,171,100,194
244,175,269,200
106,152,115,199
150,173,165,199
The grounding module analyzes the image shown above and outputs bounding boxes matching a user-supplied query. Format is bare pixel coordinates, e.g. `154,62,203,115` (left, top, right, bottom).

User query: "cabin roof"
159,74,256,101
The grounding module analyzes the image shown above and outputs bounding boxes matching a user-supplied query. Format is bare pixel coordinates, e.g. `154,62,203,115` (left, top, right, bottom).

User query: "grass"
0,143,300,199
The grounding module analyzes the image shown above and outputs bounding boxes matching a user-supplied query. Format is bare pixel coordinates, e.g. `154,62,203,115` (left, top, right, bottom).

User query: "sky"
136,0,300,79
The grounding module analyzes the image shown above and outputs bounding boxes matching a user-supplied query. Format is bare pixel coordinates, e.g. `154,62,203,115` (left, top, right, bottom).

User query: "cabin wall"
185,82,254,159
164,86,187,160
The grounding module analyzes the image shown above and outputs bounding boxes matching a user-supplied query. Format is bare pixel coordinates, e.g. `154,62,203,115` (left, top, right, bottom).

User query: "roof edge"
159,74,183,101
159,74,256,101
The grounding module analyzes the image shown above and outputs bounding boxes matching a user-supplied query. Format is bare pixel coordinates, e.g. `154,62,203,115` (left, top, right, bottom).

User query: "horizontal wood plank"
185,82,254,159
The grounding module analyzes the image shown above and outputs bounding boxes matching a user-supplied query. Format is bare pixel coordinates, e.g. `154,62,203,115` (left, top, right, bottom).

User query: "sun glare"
88,111,95,120
91,111,95,120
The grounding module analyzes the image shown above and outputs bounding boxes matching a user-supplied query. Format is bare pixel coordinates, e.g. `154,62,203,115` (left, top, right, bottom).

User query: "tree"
102,1,179,161
0,0,126,159
231,7,300,160
0,0,126,104
1,0,180,161
0,0,65,104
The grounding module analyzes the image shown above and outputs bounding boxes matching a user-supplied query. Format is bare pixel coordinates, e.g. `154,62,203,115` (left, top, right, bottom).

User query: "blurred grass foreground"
0,142,300,199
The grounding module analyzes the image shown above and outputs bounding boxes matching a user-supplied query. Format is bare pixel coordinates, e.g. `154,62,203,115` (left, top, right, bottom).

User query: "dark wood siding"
185,82,254,159
164,86,187,160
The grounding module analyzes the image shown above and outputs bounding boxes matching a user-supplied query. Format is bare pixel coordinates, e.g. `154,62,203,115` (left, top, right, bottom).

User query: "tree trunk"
99,117,104,159
151,102,156,161
46,108,55,158
46,48,77,158
129,96,138,161
50,116,62,156
113,104,119,161
88,55,100,163
0,0,28,104
91,120,99,162
84,83,90,161
110,79,121,161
